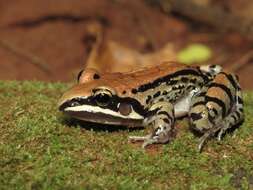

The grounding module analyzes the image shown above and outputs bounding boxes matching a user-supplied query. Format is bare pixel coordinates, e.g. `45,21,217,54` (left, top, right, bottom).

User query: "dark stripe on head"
206,96,226,118
60,95,147,116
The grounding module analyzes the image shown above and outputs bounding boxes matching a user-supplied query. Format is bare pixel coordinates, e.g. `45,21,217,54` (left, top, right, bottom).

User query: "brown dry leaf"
85,32,178,74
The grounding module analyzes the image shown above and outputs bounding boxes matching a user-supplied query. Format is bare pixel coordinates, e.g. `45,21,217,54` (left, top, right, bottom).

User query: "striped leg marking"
217,89,244,141
129,101,175,148
189,72,244,151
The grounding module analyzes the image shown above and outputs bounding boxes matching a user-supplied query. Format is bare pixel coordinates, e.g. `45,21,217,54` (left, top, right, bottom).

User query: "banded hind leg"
189,72,244,151
217,86,244,141
129,101,175,148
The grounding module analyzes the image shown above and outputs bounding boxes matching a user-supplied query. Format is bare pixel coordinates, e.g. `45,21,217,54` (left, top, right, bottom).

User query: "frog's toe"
128,135,151,142
142,137,159,148
198,133,209,152
217,123,229,141
128,135,158,148
217,129,225,141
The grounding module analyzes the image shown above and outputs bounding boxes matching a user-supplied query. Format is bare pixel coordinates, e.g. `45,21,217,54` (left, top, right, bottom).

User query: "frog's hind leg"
129,101,175,148
188,87,214,151
189,72,244,151
217,85,244,141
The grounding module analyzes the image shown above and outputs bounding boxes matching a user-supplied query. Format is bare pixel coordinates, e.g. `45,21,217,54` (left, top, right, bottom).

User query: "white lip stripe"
65,105,144,120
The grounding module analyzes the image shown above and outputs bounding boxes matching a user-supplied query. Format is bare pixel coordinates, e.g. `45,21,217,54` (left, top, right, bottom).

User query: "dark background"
0,0,252,89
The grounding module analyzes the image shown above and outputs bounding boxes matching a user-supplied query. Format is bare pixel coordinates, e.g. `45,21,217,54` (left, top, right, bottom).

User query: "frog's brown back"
100,62,195,96
60,62,199,102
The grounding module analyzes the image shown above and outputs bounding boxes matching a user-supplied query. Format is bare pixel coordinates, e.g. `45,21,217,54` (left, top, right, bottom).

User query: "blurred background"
0,0,252,89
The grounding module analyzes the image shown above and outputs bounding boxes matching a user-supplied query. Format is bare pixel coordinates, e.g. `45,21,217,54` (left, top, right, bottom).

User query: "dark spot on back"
168,80,177,85
131,89,137,94
190,78,197,83
159,98,164,102
146,95,152,104
181,77,188,83
153,91,161,98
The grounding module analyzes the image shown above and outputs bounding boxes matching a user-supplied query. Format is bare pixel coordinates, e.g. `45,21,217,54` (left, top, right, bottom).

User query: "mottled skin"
59,62,244,151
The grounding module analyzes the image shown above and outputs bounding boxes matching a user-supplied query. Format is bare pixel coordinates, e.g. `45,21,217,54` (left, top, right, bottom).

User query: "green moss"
0,81,252,189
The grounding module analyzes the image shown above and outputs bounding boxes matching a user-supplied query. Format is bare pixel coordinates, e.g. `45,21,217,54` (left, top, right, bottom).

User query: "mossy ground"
0,81,252,190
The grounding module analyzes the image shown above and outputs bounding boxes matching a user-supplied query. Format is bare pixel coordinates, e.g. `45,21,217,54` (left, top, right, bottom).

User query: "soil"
0,0,252,89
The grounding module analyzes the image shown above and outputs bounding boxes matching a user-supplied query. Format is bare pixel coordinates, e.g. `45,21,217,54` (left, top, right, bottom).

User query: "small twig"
230,50,253,72
0,39,52,74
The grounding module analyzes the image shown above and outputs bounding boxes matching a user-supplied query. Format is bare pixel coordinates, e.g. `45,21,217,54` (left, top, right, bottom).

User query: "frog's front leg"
129,101,175,148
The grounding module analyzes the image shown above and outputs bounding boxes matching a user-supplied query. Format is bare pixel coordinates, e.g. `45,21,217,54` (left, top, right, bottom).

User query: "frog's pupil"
95,93,110,106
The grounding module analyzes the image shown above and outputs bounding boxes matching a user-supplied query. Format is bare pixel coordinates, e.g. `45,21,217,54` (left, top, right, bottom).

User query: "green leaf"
177,43,212,64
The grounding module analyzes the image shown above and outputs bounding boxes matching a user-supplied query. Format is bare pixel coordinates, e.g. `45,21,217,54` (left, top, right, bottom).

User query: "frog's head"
58,71,145,126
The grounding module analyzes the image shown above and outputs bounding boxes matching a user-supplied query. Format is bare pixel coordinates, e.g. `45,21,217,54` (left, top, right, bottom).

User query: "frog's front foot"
129,123,173,148
129,101,175,148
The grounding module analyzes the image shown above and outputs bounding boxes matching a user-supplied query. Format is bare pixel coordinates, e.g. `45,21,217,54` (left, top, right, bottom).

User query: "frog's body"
59,62,244,151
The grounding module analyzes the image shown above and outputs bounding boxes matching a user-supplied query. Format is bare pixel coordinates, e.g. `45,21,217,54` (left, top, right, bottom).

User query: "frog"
58,62,244,151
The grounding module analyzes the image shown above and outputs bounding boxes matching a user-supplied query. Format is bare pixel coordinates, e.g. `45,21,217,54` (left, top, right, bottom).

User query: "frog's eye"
118,103,132,116
93,89,112,107
94,93,111,107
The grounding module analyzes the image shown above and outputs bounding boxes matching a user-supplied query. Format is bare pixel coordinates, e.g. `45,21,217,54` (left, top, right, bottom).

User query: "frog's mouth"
62,109,143,126
59,98,144,126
